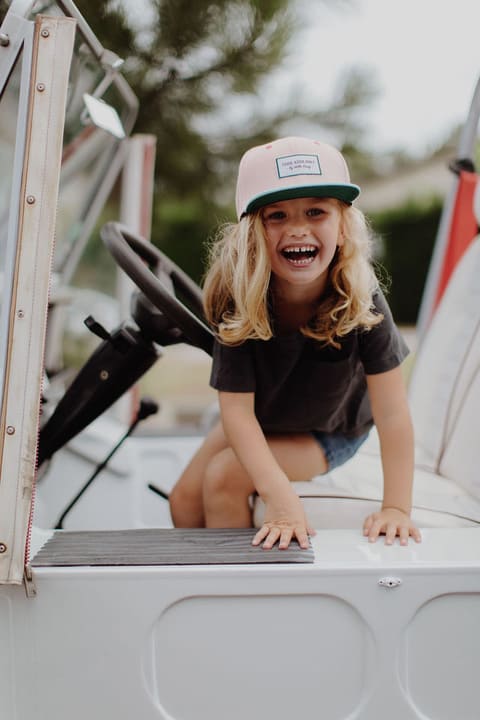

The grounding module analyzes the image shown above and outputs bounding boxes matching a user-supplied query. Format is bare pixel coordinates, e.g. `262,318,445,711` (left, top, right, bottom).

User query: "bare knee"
169,479,204,527
204,449,236,497
168,424,228,527
204,449,255,499
203,448,254,527
169,482,187,514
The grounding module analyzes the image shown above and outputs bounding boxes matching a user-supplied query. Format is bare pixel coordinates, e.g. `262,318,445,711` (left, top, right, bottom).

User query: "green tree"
370,197,442,324
72,0,376,282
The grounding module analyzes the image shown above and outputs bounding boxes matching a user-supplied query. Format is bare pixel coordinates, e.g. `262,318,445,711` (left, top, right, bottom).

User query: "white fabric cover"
408,238,480,498
254,443,480,530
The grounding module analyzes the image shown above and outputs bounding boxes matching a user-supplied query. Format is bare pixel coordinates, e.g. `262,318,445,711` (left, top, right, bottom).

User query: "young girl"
169,136,421,550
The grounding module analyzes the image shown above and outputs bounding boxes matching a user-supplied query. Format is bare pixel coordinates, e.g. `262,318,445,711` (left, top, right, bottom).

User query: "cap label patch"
276,154,321,178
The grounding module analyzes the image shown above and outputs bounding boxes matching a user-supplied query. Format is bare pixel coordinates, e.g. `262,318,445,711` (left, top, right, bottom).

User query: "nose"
287,213,309,238
286,218,309,238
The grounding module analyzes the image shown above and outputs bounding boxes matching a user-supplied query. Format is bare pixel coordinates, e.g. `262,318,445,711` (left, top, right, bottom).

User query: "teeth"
280,244,319,266
283,245,316,253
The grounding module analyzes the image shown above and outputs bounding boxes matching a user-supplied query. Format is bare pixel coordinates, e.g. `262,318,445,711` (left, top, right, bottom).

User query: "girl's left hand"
363,507,422,545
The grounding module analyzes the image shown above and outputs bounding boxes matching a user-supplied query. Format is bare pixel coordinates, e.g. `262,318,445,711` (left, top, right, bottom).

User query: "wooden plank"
31,528,314,566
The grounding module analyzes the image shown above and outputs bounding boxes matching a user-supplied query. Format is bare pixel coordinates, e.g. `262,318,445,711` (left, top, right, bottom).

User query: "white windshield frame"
0,14,76,584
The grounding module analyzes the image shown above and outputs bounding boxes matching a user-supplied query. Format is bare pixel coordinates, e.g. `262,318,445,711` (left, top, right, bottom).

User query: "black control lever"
38,322,160,465
84,315,111,341
54,396,159,529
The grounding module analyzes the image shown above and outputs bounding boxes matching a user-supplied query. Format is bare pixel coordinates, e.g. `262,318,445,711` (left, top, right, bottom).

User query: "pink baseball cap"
235,136,360,219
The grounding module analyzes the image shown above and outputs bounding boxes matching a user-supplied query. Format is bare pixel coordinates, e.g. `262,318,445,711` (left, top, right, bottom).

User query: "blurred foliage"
3,0,444,321
370,196,443,324
72,0,376,283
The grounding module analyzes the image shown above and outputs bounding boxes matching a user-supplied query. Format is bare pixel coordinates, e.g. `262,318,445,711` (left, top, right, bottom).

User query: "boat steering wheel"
101,222,214,355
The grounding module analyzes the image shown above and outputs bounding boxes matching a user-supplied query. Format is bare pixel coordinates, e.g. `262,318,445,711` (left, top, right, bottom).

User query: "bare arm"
219,391,312,549
364,367,421,544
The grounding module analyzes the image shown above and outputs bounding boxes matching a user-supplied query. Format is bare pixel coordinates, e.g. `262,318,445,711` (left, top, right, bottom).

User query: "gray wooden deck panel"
31,528,314,566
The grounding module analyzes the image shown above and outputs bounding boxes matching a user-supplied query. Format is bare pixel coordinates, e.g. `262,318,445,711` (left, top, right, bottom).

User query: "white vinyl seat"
254,435,480,529
254,230,480,530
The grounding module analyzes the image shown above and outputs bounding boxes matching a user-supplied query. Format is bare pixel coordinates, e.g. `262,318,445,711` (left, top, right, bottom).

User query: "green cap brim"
245,184,361,215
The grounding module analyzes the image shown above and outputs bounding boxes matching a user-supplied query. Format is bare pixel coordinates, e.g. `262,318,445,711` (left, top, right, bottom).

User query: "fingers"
262,527,282,550
363,514,374,537
363,510,422,545
399,526,409,546
252,526,270,547
410,526,422,543
292,528,310,550
252,523,311,550
363,515,388,543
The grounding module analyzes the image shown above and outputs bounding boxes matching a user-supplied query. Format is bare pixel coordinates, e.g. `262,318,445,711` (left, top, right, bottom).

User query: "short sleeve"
359,290,410,374
210,338,256,392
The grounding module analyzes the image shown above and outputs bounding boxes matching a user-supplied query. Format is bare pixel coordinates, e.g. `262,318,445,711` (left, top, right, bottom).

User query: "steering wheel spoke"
101,222,213,355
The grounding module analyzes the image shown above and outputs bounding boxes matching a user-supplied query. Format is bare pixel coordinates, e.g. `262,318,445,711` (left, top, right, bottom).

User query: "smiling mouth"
281,245,319,266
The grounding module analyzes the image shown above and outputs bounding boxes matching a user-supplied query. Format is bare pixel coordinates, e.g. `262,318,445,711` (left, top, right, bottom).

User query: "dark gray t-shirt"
210,290,409,437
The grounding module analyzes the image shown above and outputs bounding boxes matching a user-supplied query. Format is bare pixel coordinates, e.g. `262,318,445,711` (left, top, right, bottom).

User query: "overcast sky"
128,0,479,157
287,0,480,156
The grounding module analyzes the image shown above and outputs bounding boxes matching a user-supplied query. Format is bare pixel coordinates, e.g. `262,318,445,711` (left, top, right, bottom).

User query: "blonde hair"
203,201,383,347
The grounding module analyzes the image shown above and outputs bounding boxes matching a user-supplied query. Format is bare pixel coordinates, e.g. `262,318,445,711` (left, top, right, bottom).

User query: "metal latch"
24,565,37,598
378,576,402,589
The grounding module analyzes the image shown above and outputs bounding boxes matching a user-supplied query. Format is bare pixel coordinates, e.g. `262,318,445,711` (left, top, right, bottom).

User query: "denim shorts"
311,430,369,472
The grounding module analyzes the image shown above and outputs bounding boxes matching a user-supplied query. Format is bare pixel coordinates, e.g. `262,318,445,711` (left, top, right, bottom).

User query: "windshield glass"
54,34,123,277
0,0,137,386
0,59,20,287
24,0,136,281
0,50,23,406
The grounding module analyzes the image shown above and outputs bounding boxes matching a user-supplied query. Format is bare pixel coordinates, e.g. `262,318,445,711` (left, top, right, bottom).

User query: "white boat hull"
2,527,479,720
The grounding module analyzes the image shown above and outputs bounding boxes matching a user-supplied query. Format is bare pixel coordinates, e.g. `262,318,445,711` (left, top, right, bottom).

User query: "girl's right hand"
252,488,315,550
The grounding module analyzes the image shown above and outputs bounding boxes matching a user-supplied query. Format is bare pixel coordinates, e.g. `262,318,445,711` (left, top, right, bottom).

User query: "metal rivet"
40,29,50,38
0,543,7,554
100,370,109,381
0,33,9,47
17,310,24,318
6,426,15,435
36,82,45,92
26,195,36,205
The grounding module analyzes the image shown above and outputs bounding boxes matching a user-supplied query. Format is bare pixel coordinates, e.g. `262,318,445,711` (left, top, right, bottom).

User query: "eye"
306,207,325,217
263,209,286,222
